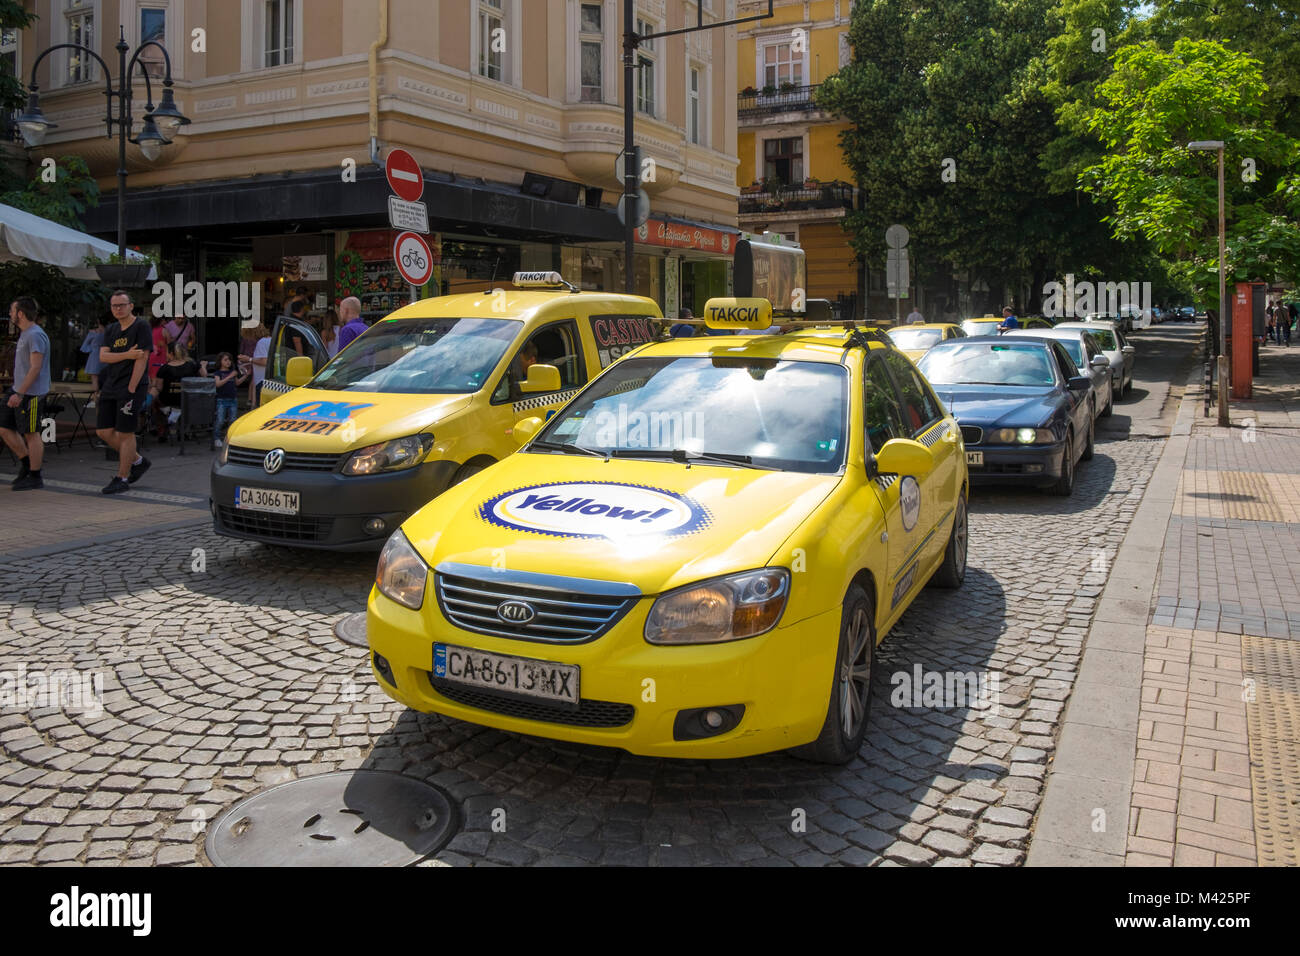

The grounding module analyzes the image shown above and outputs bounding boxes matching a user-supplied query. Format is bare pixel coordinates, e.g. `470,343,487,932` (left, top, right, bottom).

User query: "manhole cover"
205,770,458,866
335,612,369,648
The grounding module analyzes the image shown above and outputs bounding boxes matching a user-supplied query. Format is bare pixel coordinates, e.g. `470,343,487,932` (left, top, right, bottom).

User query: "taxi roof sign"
512,271,576,291
703,297,773,331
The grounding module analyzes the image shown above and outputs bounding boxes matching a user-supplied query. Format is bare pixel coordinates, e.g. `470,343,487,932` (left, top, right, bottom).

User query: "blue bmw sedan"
917,336,1096,496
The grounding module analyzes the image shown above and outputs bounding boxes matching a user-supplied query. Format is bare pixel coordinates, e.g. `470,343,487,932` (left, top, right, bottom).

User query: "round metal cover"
334,611,369,648
205,770,458,867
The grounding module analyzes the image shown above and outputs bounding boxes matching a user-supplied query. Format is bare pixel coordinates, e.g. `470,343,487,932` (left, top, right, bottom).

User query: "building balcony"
738,181,853,216
737,84,827,123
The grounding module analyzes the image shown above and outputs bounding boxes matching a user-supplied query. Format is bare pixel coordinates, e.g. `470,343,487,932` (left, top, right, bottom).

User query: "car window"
1052,342,1079,380
919,342,1055,387
1088,328,1116,350
493,320,588,403
1083,333,1099,360
864,356,907,454
887,328,943,351
883,351,943,437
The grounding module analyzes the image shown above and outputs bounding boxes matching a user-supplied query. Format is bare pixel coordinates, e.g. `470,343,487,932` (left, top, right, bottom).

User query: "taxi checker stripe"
512,388,578,413
917,421,950,448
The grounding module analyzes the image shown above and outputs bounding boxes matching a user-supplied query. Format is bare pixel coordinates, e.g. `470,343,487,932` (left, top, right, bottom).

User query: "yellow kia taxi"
211,273,661,549
367,298,970,762
886,323,967,362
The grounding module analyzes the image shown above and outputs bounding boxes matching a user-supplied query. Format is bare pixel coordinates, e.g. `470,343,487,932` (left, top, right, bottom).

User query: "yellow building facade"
4,1,744,341
736,0,858,315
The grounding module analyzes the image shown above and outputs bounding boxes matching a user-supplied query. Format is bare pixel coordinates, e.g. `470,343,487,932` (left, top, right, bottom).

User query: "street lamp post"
15,26,190,260
1189,140,1228,426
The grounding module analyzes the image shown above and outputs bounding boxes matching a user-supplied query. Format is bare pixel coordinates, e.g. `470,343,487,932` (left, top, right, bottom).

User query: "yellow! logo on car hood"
404,455,841,593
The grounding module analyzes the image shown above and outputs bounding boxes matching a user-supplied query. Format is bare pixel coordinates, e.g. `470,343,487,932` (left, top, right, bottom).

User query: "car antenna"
486,256,500,295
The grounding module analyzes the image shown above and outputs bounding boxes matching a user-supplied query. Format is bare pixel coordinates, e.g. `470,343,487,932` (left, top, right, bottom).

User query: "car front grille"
435,570,639,644
217,505,334,542
960,425,983,445
429,678,635,728
226,446,342,472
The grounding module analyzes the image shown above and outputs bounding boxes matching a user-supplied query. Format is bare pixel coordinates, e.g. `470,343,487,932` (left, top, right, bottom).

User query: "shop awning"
0,202,157,280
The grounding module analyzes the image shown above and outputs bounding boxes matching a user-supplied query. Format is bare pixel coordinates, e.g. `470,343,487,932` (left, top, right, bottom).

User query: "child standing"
201,351,248,446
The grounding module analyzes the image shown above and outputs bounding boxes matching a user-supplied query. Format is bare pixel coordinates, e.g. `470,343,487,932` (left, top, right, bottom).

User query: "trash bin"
179,377,216,454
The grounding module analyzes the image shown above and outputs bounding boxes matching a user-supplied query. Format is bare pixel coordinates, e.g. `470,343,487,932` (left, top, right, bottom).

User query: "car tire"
1049,432,1075,497
790,583,876,765
450,460,491,487
931,491,967,589
1101,386,1114,417
1082,411,1095,461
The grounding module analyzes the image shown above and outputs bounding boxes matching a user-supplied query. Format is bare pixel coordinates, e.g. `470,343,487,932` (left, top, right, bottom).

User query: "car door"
261,316,328,404
862,354,913,625
1081,332,1110,411
1050,342,1090,439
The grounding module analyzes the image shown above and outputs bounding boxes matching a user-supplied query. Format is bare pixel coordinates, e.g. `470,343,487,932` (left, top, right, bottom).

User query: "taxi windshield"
888,328,943,351
310,317,521,394
960,319,1002,336
535,356,848,474
919,342,1056,387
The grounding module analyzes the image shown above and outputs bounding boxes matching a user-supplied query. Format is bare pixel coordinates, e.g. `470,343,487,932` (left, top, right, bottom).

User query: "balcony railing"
738,182,853,215
738,83,822,119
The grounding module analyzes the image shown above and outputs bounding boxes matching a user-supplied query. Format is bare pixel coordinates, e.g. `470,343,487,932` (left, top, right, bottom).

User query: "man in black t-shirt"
95,290,153,494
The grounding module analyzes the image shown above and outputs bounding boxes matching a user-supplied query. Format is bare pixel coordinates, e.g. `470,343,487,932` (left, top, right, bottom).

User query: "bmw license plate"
235,486,300,514
434,644,580,708
966,451,984,466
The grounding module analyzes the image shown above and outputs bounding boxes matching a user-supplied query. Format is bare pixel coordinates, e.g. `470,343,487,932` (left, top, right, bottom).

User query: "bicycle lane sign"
393,231,434,286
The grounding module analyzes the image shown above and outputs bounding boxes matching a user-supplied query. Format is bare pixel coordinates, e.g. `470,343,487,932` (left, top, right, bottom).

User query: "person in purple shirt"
335,297,367,352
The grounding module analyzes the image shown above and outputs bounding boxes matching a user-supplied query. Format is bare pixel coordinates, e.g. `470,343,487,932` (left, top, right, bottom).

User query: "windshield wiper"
611,448,760,469
529,440,609,459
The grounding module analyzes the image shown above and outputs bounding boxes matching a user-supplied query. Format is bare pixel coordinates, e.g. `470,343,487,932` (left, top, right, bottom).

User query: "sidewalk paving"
1031,334,1300,866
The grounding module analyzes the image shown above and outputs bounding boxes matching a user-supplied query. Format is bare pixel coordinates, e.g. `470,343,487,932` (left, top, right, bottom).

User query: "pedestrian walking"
163,312,196,352
95,290,152,494
1282,303,1293,346
335,296,367,351
200,352,248,447
906,307,924,325
0,297,51,491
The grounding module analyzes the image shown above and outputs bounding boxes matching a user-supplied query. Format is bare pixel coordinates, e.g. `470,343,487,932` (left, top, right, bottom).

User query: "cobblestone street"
1,438,1166,867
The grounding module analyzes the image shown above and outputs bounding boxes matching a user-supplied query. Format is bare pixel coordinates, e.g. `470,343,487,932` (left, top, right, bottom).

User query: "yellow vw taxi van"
210,273,661,549
367,299,970,762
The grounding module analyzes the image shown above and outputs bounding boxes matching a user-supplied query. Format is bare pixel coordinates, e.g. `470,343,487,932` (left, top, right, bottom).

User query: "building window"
688,67,702,145
65,1,96,84
579,3,602,102
761,40,802,88
478,0,504,81
0,26,18,80
764,137,804,186
138,5,167,78
636,17,656,116
265,0,294,67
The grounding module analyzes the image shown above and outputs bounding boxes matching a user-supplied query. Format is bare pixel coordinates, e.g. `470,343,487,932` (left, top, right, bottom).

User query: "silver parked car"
1052,320,1135,399
1015,326,1115,418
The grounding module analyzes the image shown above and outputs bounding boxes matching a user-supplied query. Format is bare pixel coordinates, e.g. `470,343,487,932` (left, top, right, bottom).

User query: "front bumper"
367,585,841,759
965,440,1066,488
210,457,460,550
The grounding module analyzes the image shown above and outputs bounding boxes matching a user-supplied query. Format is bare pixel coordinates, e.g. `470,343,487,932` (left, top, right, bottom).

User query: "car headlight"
992,427,1055,445
645,568,790,645
375,530,428,610
343,434,434,476
217,440,230,465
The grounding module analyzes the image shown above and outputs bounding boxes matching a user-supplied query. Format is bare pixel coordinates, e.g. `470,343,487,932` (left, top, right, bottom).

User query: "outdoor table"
48,381,98,450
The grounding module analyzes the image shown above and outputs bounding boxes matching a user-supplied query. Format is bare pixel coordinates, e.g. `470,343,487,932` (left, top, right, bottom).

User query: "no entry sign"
385,148,424,202
393,231,434,286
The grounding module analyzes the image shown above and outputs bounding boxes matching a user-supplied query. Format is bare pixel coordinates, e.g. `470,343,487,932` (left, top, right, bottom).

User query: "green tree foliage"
1,155,101,230
1080,37,1299,294
0,1,35,113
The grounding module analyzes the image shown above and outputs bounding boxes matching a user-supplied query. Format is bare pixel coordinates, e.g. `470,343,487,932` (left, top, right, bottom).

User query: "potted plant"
761,84,777,97
741,85,758,97
83,250,156,287
779,80,797,93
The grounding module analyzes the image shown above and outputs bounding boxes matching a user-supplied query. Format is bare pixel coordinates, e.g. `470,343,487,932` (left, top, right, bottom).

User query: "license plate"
234,486,300,514
966,451,984,466
433,643,579,708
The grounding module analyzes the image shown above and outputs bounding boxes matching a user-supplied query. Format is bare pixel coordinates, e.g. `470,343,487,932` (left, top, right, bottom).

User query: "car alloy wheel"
1050,434,1074,496
840,605,873,740
792,583,876,764
932,492,967,588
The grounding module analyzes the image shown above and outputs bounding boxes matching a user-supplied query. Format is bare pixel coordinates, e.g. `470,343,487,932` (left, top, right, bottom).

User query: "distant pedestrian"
670,307,696,338
999,307,1019,331
201,351,248,447
1266,306,1277,344
321,307,341,358
164,312,196,352
80,314,107,401
95,290,152,494
1282,303,1293,346
240,324,272,406
335,296,367,351
906,307,924,325
1,297,51,491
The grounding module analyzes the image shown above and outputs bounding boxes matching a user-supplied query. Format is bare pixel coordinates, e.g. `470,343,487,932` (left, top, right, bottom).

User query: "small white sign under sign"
388,195,429,233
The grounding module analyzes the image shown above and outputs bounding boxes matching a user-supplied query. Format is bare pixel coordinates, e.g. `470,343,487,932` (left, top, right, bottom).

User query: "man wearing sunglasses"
95,290,152,494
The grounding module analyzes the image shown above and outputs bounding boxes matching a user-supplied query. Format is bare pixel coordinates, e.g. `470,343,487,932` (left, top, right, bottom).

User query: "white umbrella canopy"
0,202,157,281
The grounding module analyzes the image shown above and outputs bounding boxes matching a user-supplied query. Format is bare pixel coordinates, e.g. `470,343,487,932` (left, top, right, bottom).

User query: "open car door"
260,316,329,405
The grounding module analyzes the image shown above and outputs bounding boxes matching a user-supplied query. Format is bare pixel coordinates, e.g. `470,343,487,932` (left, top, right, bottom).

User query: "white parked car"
1053,320,1135,399
1015,326,1115,418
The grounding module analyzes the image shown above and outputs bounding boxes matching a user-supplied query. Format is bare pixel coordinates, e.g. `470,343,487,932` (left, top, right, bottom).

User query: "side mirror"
1067,376,1092,392
1090,355,1110,368
1122,345,1136,354
286,355,314,387
874,438,934,478
520,363,561,394
512,416,545,446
